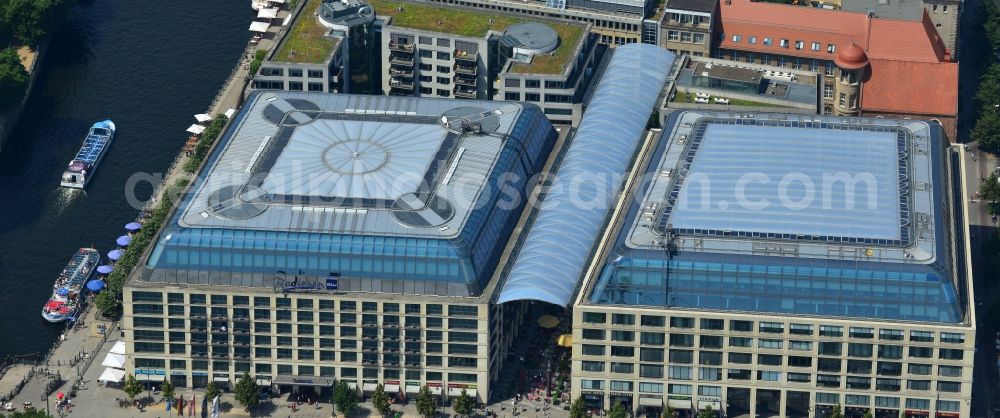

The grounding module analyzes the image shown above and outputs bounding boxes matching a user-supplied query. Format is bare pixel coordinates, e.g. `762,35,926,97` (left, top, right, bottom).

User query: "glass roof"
669,123,903,241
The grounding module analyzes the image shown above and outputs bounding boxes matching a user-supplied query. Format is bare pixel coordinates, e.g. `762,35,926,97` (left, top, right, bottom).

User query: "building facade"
659,0,717,56
569,111,975,418
122,91,559,403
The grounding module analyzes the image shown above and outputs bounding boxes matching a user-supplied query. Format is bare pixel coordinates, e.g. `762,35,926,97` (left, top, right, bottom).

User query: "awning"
101,353,126,369
186,124,206,134
638,397,662,407
429,386,442,395
697,400,722,411
362,383,377,392
249,21,270,32
448,388,477,398
98,368,125,383
224,108,236,118
272,375,335,387
405,385,420,394
385,384,400,394
256,378,271,386
667,399,692,409
257,8,279,19
213,376,229,382
194,114,212,123
142,374,166,382
110,341,126,355
557,334,573,348
346,382,358,390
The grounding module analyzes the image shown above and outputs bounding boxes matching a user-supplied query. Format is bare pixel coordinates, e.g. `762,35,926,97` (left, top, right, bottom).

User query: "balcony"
389,53,413,66
232,328,250,335
190,313,207,319
383,322,401,329
454,74,477,87
404,361,421,367
388,78,414,90
192,352,209,359
233,353,251,360
404,336,420,342
454,62,477,76
454,87,477,99
211,313,228,320
383,336,400,342
211,352,230,360
404,349,421,355
232,316,250,322
362,322,378,328
389,68,413,78
383,361,400,367
191,340,208,346
383,348,400,353
454,49,477,63
190,326,207,332
211,329,229,335
362,347,379,353
389,41,414,52
388,88,415,97
233,340,251,347
362,360,379,367
404,324,421,330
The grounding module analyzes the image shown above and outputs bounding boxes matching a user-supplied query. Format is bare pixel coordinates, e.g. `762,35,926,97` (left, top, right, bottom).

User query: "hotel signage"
272,271,340,293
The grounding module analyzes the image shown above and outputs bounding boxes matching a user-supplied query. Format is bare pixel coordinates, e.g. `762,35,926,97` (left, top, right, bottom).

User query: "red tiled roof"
866,12,948,62
861,58,958,116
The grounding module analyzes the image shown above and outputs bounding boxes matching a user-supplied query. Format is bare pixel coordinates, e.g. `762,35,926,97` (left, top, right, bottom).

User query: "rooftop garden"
273,0,339,64
671,91,787,108
508,23,585,75
368,0,523,37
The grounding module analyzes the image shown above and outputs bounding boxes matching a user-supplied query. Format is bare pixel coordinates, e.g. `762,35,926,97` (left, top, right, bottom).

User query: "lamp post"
545,360,552,397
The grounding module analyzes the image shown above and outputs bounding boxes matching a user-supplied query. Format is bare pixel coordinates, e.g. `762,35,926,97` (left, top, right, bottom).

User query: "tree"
697,405,716,418
608,400,628,418
332,380,357,416
862,409,874,418
372,383,391,417
0,0,72,45
234,372,259,411
0,48,29,108
976,64,1000,111
662,404,676,418
122,374,142,400
93,290,121,316
6,411,56,418
830,404,845,418
452,389,473,418
204,380,221,404
981,173,1000,206
415,385,437,418
160,379,175,402
569,397,588,418
973,109,1000,153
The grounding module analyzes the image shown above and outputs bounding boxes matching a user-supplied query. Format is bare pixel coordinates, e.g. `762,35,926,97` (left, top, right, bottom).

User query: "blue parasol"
125,222,142,232
116,235,132,247
86,280,105,292
96,265,113,275
107,249,124,261
56,287,70,296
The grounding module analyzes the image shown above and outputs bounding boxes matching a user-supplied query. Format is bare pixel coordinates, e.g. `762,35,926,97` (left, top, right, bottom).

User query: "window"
817,358,840,372
670,334,693,347
789,341,812,351
823,85,833,99
581,345,604,356
877,345,902,359
794,40,804,49
937,381,961,392
667,30,679,41
877,361,901,376
907,380,930,391
839,93,847,107
939,365,962,377
732,34,741,42
729,337,752,347
816,393,839,404
748,36,757,44
938,400,961,412
906,398,930,410
941,333,965,344
611,346,634,357
640,348,664,362
846,360,871,374
639,382,663,393
939,348,964,360
580,380,604,390
727,369,750,380
582,312,606,323
817,375,840,388
818,342,842,356
610,362,633,374
787,356,811,368
827,43,836,53
640,332,665,345
700,335,723,349
699,351,722,366
908,364,931,375
698,386,721,396
811,42,821,51
759,322,783,334
787,372,810,383
700,318,723,330
875,396,900,408
758,339,783,349
641,315,665,327
730,320,752,332
909,346,933,358
758,371,781,381
846,376,870,390
611,330,634,342
668,366,691,380
820,326,843,338
699,367,721,381
418,50,432,58
779,39,789,47
876,378,900,392
729,353,752,364
789,324,813,335
670,317,693,328
762,37,772,46
667,383,691,395
879,329,903,340
758,354,782,366
910,331,933,342
436,52,450,60
669,350,692,364
850,327,874,338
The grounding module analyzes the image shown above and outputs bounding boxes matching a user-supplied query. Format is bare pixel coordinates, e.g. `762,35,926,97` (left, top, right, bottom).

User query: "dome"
834,41,869,70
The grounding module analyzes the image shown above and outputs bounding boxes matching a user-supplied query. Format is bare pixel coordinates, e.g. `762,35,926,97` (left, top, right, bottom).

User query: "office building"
122,91,558,402
659,0,718,56
566,111,974,418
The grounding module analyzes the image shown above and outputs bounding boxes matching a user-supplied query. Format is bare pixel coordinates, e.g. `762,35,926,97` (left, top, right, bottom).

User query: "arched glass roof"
496,44,675,305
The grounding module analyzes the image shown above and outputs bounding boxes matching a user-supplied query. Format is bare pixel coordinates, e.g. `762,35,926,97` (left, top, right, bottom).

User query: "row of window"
503,78,566,89
726,33,837,54
130,293,480,316
580,313,966,344
257,68,325,78
716,51,836,76
137,357,478,382
578,342,965,362
665,30,706,45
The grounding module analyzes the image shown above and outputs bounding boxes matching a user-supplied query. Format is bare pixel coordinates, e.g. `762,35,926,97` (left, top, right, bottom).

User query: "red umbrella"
56,392,64,400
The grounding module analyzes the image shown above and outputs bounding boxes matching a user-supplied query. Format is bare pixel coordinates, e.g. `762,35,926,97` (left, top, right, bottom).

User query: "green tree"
0,48,29,108
608,400,628,418
981,173,1000,206
569,397,588,418
6,410,56,418
249,49,267,77
332,380,357,416
204,380,221,404
697,405,716,418
0,0,71,45
830,404,845,418
452,389,473,418
862,409,874,418
122,374,142,400
973,110,1000,153
372,383,391,417
985,0,1000,51
160,379,175,402
414,385,437,418
976,64,1000,111
234,372,259,411
662,404,676,418
93,290,121,316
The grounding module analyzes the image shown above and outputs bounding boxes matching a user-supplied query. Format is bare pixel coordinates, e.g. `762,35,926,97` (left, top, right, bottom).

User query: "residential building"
659,0,718,56
252,0,377,94
121,91,559,403
565,110,973,418
374,0,601,125
714,0,958,139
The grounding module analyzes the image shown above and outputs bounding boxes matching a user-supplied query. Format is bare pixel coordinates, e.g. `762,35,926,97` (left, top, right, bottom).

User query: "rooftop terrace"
508,23,585,75
272,0,340,64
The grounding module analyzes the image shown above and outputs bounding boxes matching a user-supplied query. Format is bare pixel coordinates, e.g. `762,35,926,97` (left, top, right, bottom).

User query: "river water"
0,0,250,356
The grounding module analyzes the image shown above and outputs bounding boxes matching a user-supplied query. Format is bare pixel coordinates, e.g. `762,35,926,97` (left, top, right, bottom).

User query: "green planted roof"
273,0,339,64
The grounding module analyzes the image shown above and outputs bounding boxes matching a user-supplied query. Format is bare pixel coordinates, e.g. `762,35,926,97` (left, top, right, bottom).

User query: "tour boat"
41,248,99,323
60,120,116,189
